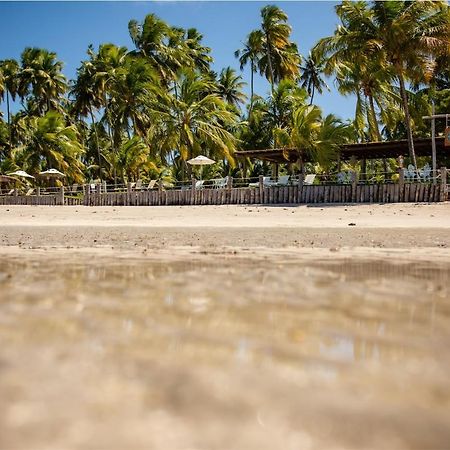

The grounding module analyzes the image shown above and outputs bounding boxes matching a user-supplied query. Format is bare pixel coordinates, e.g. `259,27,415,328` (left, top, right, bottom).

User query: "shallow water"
0,255,449,449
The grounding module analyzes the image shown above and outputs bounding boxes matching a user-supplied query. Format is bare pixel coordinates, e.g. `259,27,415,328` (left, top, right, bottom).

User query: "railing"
0,167,447,206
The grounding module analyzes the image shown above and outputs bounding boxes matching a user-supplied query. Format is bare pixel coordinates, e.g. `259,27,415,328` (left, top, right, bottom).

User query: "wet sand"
1,204,450,449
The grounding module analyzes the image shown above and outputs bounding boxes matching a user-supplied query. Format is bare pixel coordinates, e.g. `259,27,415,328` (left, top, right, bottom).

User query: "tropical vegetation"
0,1,449,186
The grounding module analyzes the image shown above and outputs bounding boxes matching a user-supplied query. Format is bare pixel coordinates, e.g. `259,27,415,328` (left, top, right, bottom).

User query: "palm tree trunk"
266,35,275,92
368,94,381,141
6,91,12,149
89,108,102,180
249,61,254,113
309,83,315,106
398,72,418,171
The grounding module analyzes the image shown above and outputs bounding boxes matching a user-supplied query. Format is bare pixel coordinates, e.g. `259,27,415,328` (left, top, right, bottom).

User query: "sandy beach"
1,203,449,258
1,203,450,450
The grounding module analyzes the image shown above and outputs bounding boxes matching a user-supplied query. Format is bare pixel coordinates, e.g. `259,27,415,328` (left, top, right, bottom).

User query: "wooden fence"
83,181,445,206
0,168,447,207
0,193,62,206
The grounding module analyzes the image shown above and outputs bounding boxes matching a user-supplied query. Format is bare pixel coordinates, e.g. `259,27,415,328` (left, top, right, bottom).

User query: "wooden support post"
259,175,264,203
37,187,41,197
59,186,65,206
399,168,404,202
351,170,358,203
103,181,107,193
440,167,447,202
83,184,89,206
158,179,163,192
271,163,277,181
191,176,196,205
227,176,233,189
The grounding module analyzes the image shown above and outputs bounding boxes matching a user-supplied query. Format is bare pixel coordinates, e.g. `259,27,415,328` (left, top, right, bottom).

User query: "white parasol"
39,168,65,177
187,155,215,180
8,170,35,179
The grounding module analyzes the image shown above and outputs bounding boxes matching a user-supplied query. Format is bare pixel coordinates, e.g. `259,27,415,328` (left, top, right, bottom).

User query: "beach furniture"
147,180,157,190
195,180,205,189
419,164,431,181
25,188,35,196
405,165,416,181
213,176,228,189
337,171,352,184
304,174,316,185
135,180,143,191
276,175,290,186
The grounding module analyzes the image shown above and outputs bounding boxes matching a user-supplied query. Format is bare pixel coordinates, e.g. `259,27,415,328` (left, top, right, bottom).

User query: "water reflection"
1,255,450,449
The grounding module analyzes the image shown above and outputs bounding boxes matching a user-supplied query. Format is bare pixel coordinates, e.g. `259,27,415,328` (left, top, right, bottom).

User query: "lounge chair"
147,180,157,190
337,171,351,184
195,180,205,190
404,165,416,182
249,176,276,188
213,176,229,189
419,164,431,182
304,174,316,185
135,180,143,191
276,175,290,186
7,189,15,195
25,188,35,196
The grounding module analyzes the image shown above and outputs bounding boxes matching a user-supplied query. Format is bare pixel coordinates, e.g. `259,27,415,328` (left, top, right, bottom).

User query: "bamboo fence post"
399,168,405,202
351,170,358,203
258,175,264,203
191,176,196,205
440,167,447,202
59,186,65,206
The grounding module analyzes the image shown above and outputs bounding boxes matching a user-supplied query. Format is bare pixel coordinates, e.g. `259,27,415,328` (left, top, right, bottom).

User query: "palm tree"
70,55,104,176
216,67,247,108
258,5,301,89
300,51,329,105
149,71,239,178
235,30,264,109
0,60,19,130
316,0,450,168
273,104,354,168
115,136,157,182
13,111,85,183
371,0,450,167
18,48,67,115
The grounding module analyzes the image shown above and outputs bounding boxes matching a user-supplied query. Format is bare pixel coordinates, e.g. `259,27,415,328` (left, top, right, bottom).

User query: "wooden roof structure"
235,137,448,163
0,175,16,183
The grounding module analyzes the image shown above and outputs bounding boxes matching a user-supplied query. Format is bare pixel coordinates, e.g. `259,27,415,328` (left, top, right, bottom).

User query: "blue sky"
0,1,355,119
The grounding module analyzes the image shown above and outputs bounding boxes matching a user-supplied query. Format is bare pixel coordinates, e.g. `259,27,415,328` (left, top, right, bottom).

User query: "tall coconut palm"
149,71,239,177
258,5,301,89
0,60,19,130
235,30,264,109
216,67,247,108
371,0,450,167
316,0,450,167
300,51,329,105
18,48,67,115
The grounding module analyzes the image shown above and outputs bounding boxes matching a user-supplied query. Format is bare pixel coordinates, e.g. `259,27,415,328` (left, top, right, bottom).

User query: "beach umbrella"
39,168,65,177
8,170,35,179
187,155,215,180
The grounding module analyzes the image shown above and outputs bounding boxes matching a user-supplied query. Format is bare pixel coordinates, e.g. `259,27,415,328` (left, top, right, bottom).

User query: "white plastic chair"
420,164,431,182
405,165,416,182
304,174,316,185
213,177,228,189
277,175,290,186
